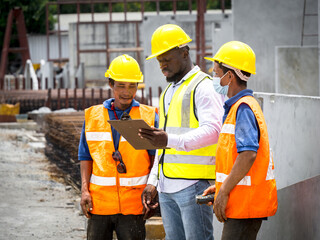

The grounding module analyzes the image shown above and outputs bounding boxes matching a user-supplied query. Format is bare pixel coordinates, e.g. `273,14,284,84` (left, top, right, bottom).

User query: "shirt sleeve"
78,121,93,161
147,149,159,187
235,103,260,153
147,112,159,156
167,78,224,152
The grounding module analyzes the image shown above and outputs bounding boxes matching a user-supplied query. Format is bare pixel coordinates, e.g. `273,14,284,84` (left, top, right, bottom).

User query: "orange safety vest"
84,103,157,215
215,96,278,219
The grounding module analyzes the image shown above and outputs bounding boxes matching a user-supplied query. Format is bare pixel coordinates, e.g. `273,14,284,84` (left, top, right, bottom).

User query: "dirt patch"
0,128,86,239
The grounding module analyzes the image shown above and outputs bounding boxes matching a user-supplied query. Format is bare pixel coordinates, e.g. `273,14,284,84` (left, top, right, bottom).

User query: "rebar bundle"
44,112,84,191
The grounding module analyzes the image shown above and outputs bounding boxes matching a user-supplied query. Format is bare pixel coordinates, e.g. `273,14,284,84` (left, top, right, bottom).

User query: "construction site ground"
0,121,165,240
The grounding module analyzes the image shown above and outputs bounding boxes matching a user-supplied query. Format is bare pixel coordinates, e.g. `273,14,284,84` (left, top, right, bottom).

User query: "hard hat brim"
146,39,192,60
204,57,256,74
105,74,144,83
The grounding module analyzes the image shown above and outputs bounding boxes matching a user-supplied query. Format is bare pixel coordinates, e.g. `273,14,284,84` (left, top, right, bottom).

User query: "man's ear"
229,71,234,79
109,81,113,89
183,48,189,58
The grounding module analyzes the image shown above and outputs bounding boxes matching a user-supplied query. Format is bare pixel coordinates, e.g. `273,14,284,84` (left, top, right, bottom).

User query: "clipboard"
108,119,169,150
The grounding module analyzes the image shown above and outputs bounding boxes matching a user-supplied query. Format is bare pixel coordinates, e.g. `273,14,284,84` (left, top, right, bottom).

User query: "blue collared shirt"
78,98,159,160
223,89,259,153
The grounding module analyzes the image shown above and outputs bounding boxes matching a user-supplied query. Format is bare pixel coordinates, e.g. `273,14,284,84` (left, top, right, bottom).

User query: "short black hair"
216,61,250,87
109,78,115,86
108,78,139,86
173,45,190,53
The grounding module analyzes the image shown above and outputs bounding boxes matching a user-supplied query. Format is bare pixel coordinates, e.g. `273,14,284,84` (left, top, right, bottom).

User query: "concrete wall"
69,21,142,87
28,35,69,64
276,46,319,96
318,0,320,95
213,93,320,239
232,0,318,94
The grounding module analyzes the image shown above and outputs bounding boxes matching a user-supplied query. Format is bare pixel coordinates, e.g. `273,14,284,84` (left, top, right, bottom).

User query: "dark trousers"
221,218,263,240
87,214,146,240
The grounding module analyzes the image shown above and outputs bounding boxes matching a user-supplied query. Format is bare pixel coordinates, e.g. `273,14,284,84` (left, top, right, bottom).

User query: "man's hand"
214,189,229,223
141,184,159,220
202,185,216,206
80,191,93,218
212,151,257,223
139,127,168,148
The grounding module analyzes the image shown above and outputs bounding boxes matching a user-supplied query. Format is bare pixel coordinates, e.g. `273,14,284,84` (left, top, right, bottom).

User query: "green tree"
0,0,55,67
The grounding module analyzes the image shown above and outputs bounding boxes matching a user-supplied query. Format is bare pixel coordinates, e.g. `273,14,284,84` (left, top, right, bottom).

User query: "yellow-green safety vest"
158,70,217,180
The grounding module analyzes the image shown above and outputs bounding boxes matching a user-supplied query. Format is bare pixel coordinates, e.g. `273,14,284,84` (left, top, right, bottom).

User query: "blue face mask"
212,72,229,96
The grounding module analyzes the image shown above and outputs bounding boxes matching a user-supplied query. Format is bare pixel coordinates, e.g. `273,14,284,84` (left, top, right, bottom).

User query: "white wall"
232,0,318,94
213,93,320,239
276,46,319,96
28,35,69,63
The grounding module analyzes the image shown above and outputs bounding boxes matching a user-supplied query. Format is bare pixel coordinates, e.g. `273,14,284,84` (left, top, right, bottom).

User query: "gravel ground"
0,128,86,239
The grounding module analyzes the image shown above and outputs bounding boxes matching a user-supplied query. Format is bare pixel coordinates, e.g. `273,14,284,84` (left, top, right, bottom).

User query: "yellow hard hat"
146,24,192,60
105,54,143,82
205,41,256,74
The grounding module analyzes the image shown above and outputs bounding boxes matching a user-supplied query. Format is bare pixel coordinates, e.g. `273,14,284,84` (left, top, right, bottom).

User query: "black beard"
166,76,177,83
166,70,185,83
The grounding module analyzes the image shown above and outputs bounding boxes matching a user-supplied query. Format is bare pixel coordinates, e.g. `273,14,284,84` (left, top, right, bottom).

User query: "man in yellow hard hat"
202,41,278,240
78,54,159,240
139,24,224,240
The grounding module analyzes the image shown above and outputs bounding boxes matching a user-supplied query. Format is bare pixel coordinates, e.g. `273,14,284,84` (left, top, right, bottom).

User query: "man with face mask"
139,24,224,240
203,41,278,240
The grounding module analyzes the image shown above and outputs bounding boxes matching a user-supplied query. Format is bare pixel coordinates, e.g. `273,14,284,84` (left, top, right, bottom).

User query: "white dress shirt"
147,66,224,193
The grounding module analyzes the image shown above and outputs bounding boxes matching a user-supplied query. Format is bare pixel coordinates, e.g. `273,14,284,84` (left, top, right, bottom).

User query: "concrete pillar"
318,0,320,95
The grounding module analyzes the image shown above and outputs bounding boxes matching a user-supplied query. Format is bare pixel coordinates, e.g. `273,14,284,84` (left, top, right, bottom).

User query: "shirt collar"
172,65,200,87
103,98,140,110
224,89,254,110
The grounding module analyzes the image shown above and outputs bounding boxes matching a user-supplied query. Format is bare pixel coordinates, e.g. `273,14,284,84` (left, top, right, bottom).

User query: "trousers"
87,214,145,240
221,218,263,240
159,180,214,240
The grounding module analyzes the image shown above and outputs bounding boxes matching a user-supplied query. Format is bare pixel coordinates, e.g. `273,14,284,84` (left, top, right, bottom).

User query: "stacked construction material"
44,111,84,191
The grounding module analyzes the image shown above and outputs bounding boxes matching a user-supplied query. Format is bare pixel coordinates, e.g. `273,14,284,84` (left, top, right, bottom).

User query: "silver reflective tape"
86,132,112,141
221,124,235,134
165,154,215,165
119,174,149,187
181,71,209,128
216,172,251,186
90,174,116,186
266,148,275,180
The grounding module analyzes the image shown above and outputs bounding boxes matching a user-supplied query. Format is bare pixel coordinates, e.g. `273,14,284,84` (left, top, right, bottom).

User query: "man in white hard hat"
78,54,159,240
139,24,224,240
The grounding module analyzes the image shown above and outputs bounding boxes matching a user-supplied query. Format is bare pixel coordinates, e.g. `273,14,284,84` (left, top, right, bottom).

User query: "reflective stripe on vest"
119,174,149,186
216,172,251,186
86,132,112,141
86,132,128,142
158,70,217,180
85,104,156,215
215,96,278,218
220,124,235,134
90,173,149,187
90,174,116,186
